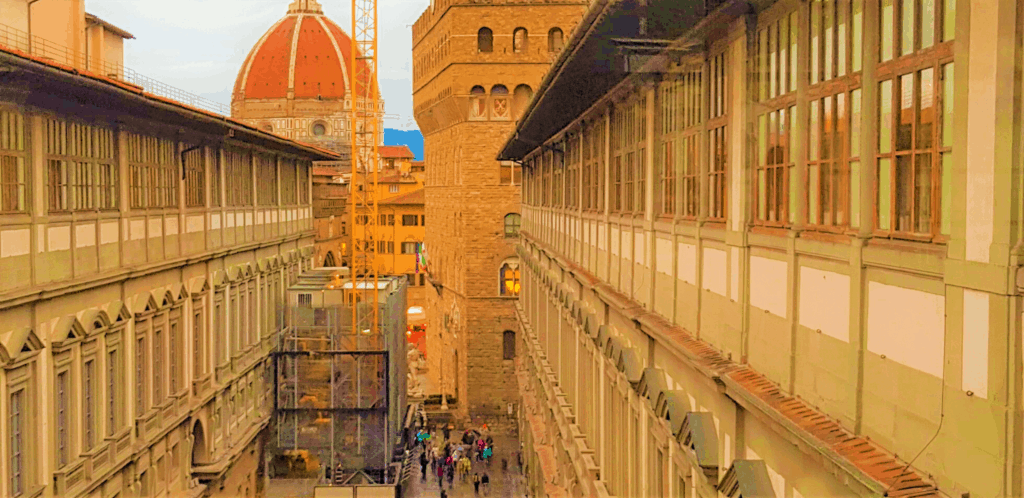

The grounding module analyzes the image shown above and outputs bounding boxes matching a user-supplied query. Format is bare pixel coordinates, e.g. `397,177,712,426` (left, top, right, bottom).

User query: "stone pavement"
404,431,526,498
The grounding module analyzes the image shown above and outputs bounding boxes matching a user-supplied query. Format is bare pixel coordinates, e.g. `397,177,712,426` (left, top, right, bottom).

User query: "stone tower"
412,0,587,420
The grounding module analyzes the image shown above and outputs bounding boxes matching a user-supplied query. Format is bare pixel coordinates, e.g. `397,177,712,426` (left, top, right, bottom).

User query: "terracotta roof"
0,44,339,160
377,174,417,184
522,233,943,498
85,13,135,39
233,3,374,100
380,188,424,205
379,145,415,158
312,166,344,176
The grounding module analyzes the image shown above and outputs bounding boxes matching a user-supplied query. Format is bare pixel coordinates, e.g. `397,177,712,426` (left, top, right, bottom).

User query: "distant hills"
383,128,424,160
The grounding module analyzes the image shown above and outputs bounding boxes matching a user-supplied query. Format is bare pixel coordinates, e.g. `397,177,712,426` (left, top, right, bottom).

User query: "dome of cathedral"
232,0,374,102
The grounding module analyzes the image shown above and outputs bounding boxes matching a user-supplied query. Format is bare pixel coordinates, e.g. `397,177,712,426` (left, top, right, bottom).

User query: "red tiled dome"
233,0,375,101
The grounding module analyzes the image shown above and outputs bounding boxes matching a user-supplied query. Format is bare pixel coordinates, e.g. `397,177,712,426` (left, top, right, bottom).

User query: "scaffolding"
270,270,408,487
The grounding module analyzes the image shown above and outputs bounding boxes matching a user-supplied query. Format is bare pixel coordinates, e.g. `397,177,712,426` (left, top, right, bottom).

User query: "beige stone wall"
413,0,587,419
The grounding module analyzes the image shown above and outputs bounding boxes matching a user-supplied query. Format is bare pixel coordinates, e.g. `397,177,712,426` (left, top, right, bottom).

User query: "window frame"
0,108,28,214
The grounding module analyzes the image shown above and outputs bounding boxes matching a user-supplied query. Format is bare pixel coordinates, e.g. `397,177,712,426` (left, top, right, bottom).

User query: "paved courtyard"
404,428,526,498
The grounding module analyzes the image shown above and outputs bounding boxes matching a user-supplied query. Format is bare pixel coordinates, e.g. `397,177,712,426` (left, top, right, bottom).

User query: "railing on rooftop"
0,22,231,116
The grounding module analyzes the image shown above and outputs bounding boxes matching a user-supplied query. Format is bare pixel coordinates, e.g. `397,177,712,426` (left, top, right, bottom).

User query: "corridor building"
500,0,1019,496
0,5,331,498
412,0,587,419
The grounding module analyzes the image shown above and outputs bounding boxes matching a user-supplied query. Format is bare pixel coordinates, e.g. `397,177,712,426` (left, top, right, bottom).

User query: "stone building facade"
0,22,328,498
500,0,1024,497
411,0,587,419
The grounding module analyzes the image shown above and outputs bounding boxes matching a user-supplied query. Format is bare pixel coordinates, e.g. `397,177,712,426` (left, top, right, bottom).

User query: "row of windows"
8,260,304,496
373,240,423,255
0,112,312,215
525,0,955,242
476,27,563,54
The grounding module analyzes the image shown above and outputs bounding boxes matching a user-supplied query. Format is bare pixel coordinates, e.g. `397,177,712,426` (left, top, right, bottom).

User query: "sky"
86,0,429,130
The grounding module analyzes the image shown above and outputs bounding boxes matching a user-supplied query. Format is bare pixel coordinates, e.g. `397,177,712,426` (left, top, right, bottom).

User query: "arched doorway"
324,251,337,267
192,421,208,466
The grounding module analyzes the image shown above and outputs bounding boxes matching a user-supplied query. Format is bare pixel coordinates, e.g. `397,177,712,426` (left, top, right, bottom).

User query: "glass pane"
790,164,798,223
881,0,894,61
916,153,932,233
759,114,767,166
821,160,832,223
941,152,952,234
759,28,768,101
942,63,954,148
901,0,915,56
758,169,766,220
790,106,797,161
851,89,862,157
895,155,913,231
769,24,777,99
809,165,820,224
810,100,820,160
790,12,799,92
943,0,956,41
880,80,892,153
838,0,848,77
850,160,861,228
921,0,935,48
824,0,834,81
769,111,778,165
779,108,788,164
822,97,833,160
878,158,892,230
918,68,934,149
837,93,847,163
851,0,860,71
896,74,914,151
780,16,789,95
811,0,821,84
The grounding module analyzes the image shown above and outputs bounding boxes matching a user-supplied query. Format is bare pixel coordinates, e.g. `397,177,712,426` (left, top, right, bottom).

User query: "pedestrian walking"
436,458,444,489
446,461,455,487
444,424,451,441
472,473,481,495
419,450,428,480
481,472,490,496
501,457,508,473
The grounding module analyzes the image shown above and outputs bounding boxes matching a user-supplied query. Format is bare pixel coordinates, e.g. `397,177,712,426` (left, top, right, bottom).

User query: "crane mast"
349,0,380,337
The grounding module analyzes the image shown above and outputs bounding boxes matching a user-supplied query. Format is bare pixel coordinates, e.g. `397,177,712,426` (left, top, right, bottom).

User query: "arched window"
471,85,487,119
504,213,521,237
261,123,274,132
491,85,509,119
513,28,528,53
324,252,336,267
513,84,533,119
548,28,564,52
500,260,520,296
503,330,516,359
477,27,493,53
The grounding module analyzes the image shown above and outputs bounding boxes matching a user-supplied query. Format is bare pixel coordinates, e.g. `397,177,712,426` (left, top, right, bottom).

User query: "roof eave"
85,13,136,40
0,50,339,161
497,0,619,161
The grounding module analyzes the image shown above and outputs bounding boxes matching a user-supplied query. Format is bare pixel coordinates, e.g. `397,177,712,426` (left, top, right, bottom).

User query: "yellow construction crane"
349,0,380,335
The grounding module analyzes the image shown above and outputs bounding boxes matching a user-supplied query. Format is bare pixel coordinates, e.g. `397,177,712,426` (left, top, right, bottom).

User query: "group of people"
415,423,511,496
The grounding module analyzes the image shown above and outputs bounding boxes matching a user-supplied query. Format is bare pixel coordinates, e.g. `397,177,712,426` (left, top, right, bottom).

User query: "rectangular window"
108,350,119,435
57,371,69,466
184,146,205,208
402,214,419,226
10,390,23,496
875,1,952,240
280,158,297,205
658,71,701,218
389,184,399,193
256,154,277,206
402,242,420,254
0,109,27,213
754,15,798,227
136,337,146,414
194,311,203,379
127,132,176,209
225,148,253,207
876,65,949,238
169,323,178,394
708,52,728,221
153,328,163,403
46,118,117,212
84,360,95,450
298,162,310,204
210,150,222,208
